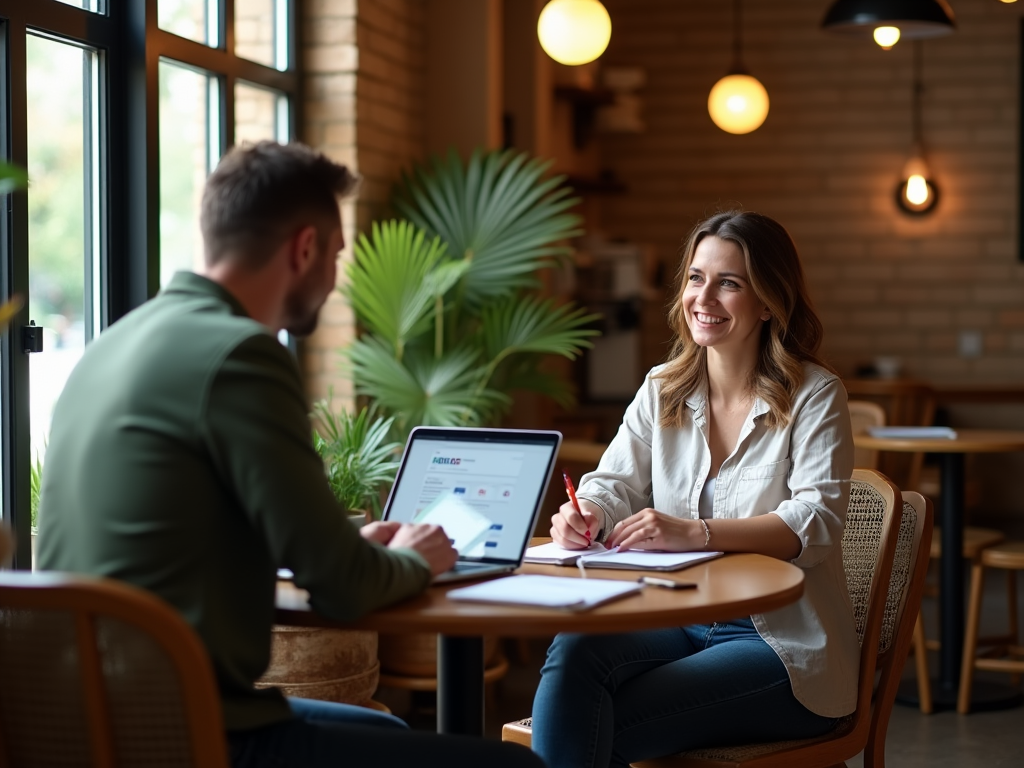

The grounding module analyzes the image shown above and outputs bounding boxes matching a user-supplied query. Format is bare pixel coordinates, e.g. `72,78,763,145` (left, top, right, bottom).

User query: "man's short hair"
200,141,359,269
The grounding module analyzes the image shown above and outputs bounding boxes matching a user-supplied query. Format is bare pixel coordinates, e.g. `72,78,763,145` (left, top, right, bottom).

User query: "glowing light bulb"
873,26,901,50
906,174,929,205
708,74,769,134
537,0,612,66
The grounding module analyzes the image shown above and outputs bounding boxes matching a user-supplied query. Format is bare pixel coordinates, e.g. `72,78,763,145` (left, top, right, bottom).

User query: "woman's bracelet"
698,519,711,550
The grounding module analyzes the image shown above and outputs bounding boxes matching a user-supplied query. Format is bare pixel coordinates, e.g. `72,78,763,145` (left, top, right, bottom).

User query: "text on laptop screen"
386,437,555,561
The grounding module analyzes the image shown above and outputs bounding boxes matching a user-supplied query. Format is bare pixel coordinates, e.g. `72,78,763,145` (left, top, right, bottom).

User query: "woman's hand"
605,508,705,552
551,498,604,549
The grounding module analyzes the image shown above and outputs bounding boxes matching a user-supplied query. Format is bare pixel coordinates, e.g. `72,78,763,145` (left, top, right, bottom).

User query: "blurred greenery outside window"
4,1,297,560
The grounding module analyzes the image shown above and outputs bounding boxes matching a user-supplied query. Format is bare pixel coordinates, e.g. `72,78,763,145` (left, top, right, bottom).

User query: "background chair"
503,473,933,768
844,378,936,493
958,540,1024,713
0,571,229,767
849,400,886,470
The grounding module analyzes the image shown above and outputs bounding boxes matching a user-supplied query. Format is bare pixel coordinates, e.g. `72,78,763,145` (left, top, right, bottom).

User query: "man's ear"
287,225,319,276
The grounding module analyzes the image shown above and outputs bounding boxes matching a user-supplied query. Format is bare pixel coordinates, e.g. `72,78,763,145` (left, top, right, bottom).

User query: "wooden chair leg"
1008,570,1020,686
912,611,933,714
958,561,986,714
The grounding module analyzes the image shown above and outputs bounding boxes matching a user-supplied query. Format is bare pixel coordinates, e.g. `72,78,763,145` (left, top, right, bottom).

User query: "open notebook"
525,542,723,571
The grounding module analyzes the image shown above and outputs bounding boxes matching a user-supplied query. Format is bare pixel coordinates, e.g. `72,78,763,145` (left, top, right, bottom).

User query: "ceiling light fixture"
708,0,769,135
537,0,612,67
822,0,956,50
896,42,939,215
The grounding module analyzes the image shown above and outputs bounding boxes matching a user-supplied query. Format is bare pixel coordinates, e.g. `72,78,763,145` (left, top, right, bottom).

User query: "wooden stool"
958,540,1024,714
911,526,1006,713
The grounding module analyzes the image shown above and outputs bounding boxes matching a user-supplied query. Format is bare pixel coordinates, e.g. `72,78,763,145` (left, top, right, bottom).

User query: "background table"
276,549,804,736
853,429,1024,711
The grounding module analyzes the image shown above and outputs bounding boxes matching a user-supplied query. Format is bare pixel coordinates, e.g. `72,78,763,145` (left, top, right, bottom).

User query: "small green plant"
312,401,401,518
29,455,43,532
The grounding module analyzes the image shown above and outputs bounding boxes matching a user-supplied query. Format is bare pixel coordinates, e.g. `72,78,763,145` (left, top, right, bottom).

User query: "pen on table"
562,469,590,544
638,576,697,590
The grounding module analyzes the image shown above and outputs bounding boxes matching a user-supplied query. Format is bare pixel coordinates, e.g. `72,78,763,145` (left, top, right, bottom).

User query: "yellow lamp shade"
708,74,770,134
537,0,612,66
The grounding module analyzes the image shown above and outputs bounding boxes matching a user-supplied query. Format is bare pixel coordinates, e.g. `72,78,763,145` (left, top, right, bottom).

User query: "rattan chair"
503,471,933,768
0,571,229,767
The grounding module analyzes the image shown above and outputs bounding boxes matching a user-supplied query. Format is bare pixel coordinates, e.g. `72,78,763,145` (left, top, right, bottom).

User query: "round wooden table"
854,429,1024,711
276,548,804,736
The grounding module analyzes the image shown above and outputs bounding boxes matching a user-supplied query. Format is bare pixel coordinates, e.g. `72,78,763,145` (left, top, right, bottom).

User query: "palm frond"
343,220,448,357
346,336,509,432
394,149,583,305
480,295,600,363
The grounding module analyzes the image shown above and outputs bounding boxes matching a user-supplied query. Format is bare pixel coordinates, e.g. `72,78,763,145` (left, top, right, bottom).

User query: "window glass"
235,0,288,70
26,34,98,504
159,0,218,47
54,0,104,10
235,81,289,144
159,60,220,287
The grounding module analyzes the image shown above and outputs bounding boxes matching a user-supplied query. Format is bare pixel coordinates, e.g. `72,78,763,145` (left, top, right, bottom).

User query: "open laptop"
382,426,562,583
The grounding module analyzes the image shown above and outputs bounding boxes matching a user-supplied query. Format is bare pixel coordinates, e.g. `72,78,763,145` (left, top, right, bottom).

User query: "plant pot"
378,632,500,678
255,626,380,706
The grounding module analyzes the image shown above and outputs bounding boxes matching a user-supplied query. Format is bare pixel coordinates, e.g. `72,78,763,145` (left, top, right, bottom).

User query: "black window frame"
0,0,301,569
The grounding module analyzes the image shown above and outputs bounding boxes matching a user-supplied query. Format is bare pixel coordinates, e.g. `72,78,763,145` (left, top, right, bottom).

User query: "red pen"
562,469,590,543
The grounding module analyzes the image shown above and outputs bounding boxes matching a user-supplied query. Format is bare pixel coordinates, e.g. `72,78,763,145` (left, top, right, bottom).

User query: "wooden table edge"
276,552,805,637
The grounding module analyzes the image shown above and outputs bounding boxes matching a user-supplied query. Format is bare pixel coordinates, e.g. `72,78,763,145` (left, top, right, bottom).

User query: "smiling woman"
539,210,856,768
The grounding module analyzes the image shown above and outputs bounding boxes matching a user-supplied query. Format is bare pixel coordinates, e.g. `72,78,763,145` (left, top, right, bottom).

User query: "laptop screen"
383,428,561,563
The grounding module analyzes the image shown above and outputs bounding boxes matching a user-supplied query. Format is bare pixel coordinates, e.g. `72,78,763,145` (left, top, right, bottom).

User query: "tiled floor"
377,554,1024,767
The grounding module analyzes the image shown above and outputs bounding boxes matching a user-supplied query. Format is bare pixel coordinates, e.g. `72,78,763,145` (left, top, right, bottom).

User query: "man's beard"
283,267,327,337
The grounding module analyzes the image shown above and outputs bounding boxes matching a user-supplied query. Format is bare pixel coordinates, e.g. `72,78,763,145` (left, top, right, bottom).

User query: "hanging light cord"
912,41,924,146
731,0,745,73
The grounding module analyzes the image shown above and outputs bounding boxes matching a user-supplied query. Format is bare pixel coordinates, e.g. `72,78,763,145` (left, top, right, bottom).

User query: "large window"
0,0,299,569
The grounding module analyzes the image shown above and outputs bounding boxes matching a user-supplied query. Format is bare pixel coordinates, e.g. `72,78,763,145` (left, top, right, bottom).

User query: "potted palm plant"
312,400,401,522
344,148,599,437
343,148,599,683
256,402,400,710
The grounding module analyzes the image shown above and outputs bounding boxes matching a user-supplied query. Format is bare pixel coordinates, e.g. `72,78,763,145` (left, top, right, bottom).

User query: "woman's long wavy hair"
656,211,832,430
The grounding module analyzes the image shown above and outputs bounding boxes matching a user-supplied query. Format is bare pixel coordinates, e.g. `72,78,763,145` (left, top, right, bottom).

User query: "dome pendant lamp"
708,0,769,135
537,0,612,66
896,42,939,215
822,0,956,50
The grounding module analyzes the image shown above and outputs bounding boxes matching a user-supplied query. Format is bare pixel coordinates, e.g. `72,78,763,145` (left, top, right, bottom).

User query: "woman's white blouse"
576,361,859,718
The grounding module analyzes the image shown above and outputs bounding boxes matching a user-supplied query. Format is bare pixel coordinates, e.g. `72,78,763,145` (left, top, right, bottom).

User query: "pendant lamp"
537,0,612,66
822,0,956,50
708,0,769,135
896,42,939,215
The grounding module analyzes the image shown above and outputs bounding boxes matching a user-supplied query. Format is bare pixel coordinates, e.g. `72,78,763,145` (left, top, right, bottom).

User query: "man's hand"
551,498,604,549
387,523,458,576
359,520,401,545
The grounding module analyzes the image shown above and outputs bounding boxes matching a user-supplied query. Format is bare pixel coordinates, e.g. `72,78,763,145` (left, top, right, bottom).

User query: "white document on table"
446,574,642,611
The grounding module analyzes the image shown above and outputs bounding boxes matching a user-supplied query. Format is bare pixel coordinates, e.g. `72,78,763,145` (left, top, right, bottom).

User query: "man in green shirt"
38,142,544,768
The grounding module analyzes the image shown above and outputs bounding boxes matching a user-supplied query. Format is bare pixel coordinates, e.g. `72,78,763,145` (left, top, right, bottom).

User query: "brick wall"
300,0,427,405
597,0,1024,386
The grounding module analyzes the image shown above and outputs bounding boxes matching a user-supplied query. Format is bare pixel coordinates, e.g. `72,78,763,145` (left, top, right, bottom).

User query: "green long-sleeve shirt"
37,272,430,731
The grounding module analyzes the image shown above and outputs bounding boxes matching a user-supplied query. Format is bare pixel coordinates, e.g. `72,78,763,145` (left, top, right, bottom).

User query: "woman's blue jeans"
531,619,837,768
